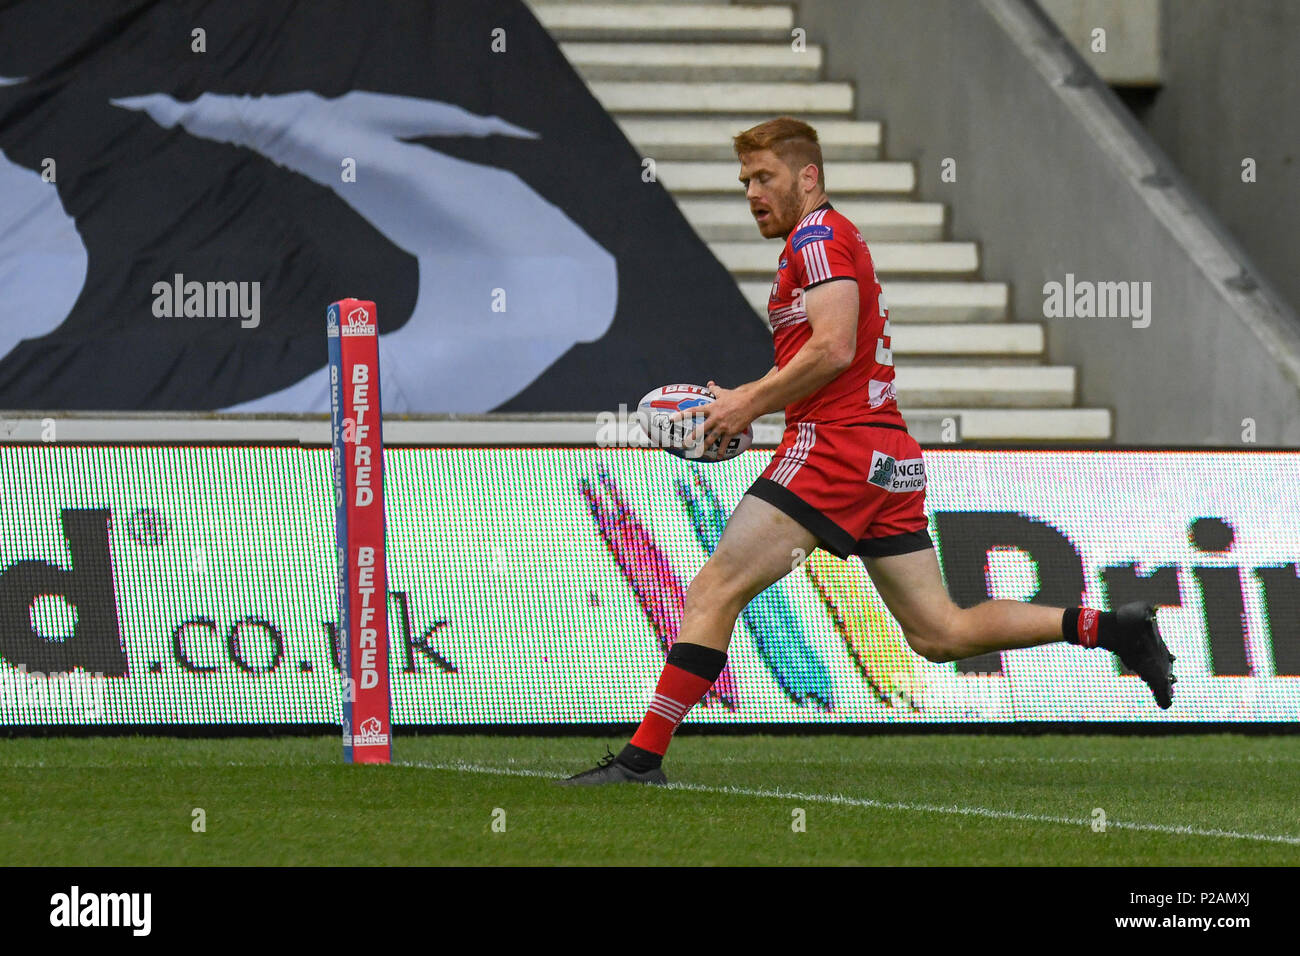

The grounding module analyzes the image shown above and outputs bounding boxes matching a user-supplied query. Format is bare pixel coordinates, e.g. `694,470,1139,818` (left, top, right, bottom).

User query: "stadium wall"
765,0,1300,445
1140,0,1300,323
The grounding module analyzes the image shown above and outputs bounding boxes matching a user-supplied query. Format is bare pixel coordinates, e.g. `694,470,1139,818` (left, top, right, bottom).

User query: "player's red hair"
733,117,824,189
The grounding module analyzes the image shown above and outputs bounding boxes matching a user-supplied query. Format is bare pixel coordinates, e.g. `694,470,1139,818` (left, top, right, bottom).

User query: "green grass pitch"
2,734,1297,865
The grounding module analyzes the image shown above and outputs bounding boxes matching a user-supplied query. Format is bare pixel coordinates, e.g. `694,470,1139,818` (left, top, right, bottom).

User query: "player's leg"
558,494,817,786
676,493,819,652
861,546,1063,661
863,546,1176,707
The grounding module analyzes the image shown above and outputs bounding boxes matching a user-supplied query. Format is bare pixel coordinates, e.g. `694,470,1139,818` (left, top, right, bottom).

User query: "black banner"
0,0,771,412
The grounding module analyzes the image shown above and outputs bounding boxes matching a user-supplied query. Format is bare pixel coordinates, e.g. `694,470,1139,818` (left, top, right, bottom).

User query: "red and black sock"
1062,607,1120,650
617,642,728,772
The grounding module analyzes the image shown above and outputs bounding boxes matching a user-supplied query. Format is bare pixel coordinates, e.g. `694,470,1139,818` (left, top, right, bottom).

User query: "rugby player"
560,117,1175,786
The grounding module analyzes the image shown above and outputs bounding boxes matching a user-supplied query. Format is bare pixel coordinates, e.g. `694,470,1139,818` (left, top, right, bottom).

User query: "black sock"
1062,607,1119,649
617,743,662,772
662,641,728,681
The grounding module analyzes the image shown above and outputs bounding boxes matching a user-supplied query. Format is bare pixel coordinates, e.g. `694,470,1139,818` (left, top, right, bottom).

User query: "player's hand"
673,380,755,454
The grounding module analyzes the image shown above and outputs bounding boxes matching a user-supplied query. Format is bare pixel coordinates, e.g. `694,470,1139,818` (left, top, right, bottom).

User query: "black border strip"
2,721,1297,737
855,527,933,558
802,274,857,291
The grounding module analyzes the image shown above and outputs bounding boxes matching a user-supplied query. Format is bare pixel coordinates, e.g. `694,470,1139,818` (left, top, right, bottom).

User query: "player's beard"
772,183,803,238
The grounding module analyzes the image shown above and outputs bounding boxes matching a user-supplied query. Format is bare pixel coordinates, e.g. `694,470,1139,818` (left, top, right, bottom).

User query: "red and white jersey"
767,202,904,427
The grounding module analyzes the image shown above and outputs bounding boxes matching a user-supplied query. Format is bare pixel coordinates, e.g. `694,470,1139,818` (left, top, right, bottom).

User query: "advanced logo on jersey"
867,451,926,492
791,224,833,252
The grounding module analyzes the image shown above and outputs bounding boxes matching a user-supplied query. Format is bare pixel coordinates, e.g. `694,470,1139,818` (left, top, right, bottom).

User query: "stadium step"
533,0,1114,441
881,324,1044,358
715,240,978,278
561,42,824,81
746,319,1041,361
657,160,913,194
921,407,1114,441
531,3,795,42
590,81,855,114
738,280,1010,323
614,117,881,161
681,198,940,240
896,366,1076,408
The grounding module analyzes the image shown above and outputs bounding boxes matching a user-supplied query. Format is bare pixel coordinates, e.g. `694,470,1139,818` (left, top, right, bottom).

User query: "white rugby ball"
636,383,754,462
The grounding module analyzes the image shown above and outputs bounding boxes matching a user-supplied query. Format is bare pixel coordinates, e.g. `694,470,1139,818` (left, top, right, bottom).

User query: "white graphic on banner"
0,141,88,362
110,90,618,412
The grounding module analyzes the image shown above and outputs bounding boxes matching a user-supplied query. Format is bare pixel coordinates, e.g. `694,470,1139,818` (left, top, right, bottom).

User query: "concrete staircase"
528,0,1112,441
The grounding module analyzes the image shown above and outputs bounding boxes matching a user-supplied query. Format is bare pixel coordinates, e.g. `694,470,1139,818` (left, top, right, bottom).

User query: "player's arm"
691,364,777,429
740,279,858,416
744,364,781,390
691,280,857,447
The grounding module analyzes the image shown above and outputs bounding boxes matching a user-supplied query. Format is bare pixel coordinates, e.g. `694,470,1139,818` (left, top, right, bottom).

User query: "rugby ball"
637,383,754,462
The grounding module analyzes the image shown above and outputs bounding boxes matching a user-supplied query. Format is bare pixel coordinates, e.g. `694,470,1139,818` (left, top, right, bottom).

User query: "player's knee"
904,600,967,660
684,564,749,618
902,628,956,663
901,609,963,663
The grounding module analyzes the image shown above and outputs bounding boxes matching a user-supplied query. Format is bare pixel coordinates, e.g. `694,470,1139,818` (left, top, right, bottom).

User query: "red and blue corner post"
327,299,394,763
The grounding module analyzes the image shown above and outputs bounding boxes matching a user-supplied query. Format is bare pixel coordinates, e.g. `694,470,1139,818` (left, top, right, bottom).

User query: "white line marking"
399,759,1300,847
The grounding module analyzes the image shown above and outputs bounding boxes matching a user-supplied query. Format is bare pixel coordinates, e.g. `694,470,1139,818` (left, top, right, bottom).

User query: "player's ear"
801,162,818,191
